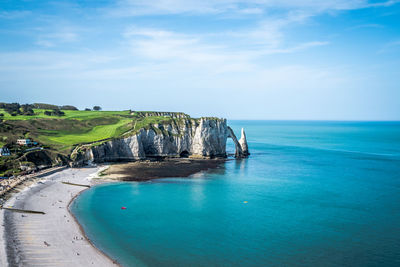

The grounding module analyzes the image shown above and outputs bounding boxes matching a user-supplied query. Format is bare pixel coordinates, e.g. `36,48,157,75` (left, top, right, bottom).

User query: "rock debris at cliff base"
99,158,227,181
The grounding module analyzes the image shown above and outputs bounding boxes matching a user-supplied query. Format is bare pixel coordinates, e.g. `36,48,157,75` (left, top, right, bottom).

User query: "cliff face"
83,118,229,163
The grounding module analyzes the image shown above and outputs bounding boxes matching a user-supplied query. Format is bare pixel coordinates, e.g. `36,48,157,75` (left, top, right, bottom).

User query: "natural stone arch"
227,127,243,158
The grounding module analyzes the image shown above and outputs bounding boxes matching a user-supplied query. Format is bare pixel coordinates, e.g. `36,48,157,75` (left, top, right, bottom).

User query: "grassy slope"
46,117,132,145
0,109,184,153
0,109,128,120
0,109,197,176
0,109,132,151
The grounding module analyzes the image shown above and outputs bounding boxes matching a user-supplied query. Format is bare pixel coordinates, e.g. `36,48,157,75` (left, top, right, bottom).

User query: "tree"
33,103,59,110
93,106,102,111
60,105,78,110
21,104,34,115
52,109,65,116
3,103,21,115
44,109,65,116
85,108,91,111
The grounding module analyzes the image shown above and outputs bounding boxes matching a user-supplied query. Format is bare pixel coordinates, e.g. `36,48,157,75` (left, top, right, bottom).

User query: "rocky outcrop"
238,128,250,157
75,117,249,165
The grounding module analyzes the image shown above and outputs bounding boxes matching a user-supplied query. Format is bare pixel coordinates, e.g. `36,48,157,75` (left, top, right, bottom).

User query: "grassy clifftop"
0,109,195,152
0,109,133,152
0,107,225,176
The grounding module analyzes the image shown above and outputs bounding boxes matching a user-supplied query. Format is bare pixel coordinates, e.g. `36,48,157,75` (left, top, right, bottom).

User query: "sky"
0,0,399,120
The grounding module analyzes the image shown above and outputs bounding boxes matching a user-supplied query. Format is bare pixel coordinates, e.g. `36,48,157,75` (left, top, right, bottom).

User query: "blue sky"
0,0,399,120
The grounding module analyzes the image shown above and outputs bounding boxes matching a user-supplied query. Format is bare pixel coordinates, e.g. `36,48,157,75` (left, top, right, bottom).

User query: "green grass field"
0,107,191,176
0,109,130,121
45,118,132,145
0,109,180,153
1,109,133,151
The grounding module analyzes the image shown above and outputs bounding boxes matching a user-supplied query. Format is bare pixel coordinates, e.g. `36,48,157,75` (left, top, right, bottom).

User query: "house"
17,139,33,146
0,147,10,156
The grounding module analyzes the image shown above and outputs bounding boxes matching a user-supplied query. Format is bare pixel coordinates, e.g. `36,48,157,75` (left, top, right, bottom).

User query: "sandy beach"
0,166,117,267
0,159,225,266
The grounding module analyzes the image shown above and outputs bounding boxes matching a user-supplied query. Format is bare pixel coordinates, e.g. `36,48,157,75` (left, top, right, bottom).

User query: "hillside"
0,106,201,176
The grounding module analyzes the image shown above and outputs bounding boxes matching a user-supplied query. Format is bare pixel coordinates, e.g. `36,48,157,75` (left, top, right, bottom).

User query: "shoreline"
67,181,122,267
100,158,227,181
1,166,118,266
1,159,227,266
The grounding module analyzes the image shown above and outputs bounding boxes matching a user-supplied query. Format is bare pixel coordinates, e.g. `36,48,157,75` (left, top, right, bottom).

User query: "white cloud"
365,0,400,7
35,29,79,47
31,24,81,48
123,21,328,68
346,24,384,30
108,0,399,17
0,10,31,19
1,0,399,119
378,40,400,53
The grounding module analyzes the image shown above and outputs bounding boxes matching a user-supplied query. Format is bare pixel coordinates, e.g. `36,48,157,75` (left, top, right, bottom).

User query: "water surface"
71,121,400,266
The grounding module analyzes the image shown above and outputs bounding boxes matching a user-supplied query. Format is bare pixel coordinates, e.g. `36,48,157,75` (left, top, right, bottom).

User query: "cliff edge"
73,113,249,165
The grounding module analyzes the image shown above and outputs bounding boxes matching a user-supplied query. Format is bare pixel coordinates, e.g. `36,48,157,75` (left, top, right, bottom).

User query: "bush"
3,103,21,115
33,103,59,110
60,105,78,110
93,106,102,111
44,109,65,116
53,109,65,116
21,104,34,115
85,108,91,111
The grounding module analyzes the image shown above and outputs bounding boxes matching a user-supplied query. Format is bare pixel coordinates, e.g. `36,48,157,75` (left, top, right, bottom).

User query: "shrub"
3,103,21,115
21,104,34,115
93,106,102,111
44,109,65,116
33,103,59,110
60,105,78,110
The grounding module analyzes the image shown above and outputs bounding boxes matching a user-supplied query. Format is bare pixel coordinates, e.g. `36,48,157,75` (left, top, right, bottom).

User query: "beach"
0,159,225,266
0,166,117,267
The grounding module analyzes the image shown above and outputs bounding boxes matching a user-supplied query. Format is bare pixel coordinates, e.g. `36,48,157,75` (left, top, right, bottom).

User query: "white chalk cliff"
76,116,249,164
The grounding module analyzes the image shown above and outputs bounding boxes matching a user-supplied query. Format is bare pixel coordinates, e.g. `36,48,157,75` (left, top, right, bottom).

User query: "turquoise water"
71,121,400,267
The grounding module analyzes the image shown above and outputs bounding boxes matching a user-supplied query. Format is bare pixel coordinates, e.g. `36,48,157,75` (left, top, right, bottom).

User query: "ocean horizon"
71,120,400,266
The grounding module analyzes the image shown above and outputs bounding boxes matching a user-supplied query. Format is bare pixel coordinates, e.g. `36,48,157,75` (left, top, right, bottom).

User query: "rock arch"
227,127,249,158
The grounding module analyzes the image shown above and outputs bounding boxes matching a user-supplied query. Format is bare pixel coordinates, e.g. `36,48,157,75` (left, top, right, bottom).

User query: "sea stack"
239,128,250,157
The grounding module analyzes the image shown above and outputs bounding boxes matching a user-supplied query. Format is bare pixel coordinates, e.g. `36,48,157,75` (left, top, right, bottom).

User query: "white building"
17,139,33,146
0,147,10,156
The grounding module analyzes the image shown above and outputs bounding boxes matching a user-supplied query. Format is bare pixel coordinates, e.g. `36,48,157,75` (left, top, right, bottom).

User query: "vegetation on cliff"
0,103,225,176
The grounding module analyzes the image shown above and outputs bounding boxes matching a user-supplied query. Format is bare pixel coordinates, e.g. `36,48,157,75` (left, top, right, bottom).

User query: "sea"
70,121,400,267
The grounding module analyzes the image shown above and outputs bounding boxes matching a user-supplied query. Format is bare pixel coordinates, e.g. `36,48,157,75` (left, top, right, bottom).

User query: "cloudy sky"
1,0,399,120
